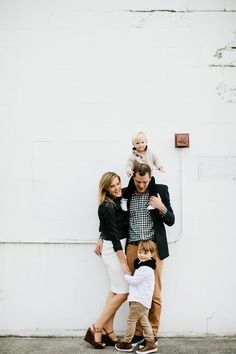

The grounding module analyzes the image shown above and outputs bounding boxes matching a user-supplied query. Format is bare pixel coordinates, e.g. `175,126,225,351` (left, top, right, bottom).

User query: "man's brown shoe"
115,341,133,352
136,340,158,354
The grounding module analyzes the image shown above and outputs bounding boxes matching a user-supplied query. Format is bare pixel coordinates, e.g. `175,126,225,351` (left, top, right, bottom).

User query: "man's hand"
149,193,166,213
94,239,103,256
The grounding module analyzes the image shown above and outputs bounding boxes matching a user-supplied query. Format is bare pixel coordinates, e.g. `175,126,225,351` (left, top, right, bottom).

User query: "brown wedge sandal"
102,329,119,346
84,325,106,349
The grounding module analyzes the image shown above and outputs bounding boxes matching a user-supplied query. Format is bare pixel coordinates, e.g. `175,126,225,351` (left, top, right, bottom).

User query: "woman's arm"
98,203,124,251
98,203,131,273
116,250,131,275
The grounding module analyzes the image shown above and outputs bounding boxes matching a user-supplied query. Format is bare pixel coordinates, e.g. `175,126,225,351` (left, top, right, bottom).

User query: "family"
84,132,175,354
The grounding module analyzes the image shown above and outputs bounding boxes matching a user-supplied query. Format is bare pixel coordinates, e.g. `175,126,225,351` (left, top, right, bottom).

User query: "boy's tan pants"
123,301,154,342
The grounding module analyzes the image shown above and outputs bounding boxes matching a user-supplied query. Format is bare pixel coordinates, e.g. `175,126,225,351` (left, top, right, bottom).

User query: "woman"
84,172,131,349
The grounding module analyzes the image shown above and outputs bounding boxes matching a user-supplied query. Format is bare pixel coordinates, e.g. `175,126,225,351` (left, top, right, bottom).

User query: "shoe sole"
136,348,158,354
115,345,133,352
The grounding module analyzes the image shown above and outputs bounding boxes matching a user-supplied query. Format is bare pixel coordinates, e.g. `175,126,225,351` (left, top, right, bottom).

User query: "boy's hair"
138,240,156,255
133,162,151,177
132,131,147,144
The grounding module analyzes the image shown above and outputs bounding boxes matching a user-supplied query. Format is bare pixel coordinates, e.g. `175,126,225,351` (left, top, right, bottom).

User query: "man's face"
133,172,151,194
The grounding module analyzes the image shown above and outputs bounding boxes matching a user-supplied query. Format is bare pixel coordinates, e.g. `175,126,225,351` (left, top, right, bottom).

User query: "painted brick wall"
0,0,235,335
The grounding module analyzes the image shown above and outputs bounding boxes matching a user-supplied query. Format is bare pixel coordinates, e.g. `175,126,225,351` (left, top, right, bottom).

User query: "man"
123,163,175,350
95,163,175,351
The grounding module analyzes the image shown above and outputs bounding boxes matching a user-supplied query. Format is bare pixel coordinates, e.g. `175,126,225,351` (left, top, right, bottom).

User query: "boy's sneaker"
131,335,145,348
120,198,128,211
139,337,158,349
115,341,133,352
136,340,157,354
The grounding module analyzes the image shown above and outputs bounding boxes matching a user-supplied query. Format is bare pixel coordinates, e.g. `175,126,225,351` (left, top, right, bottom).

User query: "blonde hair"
132,131,147,145
138,240,156,255
98,172,121,205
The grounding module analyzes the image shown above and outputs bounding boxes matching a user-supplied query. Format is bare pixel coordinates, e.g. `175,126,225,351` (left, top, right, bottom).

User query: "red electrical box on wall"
175,133,190,148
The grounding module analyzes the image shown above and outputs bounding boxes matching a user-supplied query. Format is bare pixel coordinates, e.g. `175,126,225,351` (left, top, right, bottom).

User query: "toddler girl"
121,131,164,210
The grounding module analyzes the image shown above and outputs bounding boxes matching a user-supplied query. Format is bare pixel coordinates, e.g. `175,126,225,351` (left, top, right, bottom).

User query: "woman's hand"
94,239,103,256
116,250,131,274
121,262,132,275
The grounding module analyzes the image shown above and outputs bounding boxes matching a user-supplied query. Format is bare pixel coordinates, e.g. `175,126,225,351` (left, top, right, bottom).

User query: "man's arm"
149,186,175,226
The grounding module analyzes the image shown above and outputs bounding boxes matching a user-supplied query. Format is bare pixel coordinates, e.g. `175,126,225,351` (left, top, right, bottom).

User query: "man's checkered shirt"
129,191,155,242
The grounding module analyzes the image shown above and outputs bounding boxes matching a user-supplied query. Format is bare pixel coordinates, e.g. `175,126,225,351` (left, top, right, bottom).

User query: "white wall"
0,0,236,336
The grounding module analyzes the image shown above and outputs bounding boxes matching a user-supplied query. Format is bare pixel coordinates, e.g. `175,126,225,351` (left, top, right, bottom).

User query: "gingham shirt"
129,191,155,242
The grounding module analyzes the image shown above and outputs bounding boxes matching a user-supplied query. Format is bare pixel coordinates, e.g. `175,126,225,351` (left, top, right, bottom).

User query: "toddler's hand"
157,166,165,173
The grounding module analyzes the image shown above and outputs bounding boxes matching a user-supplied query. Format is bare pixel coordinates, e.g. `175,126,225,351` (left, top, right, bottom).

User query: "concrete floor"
0,336,236,354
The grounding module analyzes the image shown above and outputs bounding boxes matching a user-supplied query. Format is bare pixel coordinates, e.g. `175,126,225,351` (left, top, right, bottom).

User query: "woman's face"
107,176,121,199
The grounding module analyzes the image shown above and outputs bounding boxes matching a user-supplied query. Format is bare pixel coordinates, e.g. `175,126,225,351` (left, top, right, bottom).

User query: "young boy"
115,240,158,354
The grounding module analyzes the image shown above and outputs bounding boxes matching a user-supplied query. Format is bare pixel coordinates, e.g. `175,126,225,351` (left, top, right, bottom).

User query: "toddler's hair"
138,240,156,255
132,131,147,144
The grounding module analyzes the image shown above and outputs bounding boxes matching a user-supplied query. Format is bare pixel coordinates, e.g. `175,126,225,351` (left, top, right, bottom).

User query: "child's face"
133,137,147,152
137,249,153,262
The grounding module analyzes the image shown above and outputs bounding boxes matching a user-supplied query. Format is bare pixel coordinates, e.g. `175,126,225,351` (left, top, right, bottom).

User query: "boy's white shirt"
124,265,155,309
